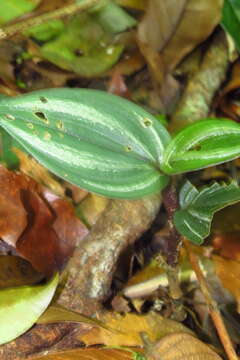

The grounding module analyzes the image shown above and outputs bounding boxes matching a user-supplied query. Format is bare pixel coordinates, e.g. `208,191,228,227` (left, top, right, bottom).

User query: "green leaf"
0,272,58,345
221,0,240,51
174,181,240,244
0,0,40,25
161,119,240,175
25,19,65,42
92,0,137,33
40,13,124,77
0,127,19,169
0,88,171,199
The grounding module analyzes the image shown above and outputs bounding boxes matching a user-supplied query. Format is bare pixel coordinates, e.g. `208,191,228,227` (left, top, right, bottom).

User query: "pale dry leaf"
14,148,65,197
77,194,109,227
138,0,223,72
81,312,193,347
214,254,240,313
146,332,221,360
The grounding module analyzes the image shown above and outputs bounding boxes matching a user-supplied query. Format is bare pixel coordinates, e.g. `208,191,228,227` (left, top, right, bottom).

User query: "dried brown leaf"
30,347,140,360
146,332,221,360
0,255,43,288
0,166,88,275
138,0,223,71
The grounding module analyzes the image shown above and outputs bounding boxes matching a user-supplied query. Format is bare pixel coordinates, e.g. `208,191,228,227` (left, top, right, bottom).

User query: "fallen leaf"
0,272,58,345
37,304,108,330
214,254,240,312
76,193,109,227
138,0,223,72
0,165,88,275
14,148,65,197
146,332,221,360
41,13,124,77
216,61,240,121
137,0,223,109
81,312,193,347
212,232,240,261
31,347,142,360
0,255,43,288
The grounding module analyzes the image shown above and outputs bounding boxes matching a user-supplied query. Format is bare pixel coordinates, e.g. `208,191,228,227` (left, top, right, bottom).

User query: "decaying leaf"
81,312,193,347
0,165,88,275
138,0,223,71
14,148,65,198
214,255,240,313
137,0,223,109
31,347,142,360
217,61,240,121
76,193,109,227
38,304,109,331
0,255,43,288
146,332,221,360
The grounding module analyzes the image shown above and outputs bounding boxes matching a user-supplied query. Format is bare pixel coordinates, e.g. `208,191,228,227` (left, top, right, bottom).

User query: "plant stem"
0,0,99,40
186,243,238,360
162,179,181,267
160,179,183,309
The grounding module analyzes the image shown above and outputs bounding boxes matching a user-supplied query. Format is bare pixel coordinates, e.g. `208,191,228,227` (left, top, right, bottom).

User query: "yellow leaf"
81,312,193,347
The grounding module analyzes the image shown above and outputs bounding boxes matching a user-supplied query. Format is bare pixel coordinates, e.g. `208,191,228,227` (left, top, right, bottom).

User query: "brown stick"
186,243,238,360
0,0,98,40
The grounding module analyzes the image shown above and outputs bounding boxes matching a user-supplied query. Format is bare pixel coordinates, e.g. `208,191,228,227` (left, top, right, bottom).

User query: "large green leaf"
174,181,240,244
0,272,58,345
221,0,240,51
0,88,171,199
161,119,240,175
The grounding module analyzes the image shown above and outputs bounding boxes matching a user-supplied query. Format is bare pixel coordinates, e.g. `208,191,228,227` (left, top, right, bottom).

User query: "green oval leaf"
0,89,170,199
161,119,240,175
0,272,58,345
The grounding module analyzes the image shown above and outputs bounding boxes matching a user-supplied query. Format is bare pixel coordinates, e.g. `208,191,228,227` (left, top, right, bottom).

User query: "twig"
186,242,238,360
0,0,99,40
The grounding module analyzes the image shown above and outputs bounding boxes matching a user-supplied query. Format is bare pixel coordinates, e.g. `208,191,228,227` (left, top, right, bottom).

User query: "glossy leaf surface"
161,119,240,174
221,0,240,51
0,272,58,345
174,181,240,244
0,88,170,199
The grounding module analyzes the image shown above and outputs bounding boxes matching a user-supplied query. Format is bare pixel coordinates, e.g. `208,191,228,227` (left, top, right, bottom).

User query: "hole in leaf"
192,144,202,151
74,49,84,57
142,118,152,127
124,145,133,152
34,112,48,123
39,96,48,104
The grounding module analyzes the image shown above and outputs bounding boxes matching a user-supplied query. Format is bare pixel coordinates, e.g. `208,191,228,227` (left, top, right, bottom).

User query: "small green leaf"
0,0,40,25
161,119,240,175
174,181,240,244
221,0,240,51
0,272,58,345
0,88,171,199
92,0,137,33
0,127,19,169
